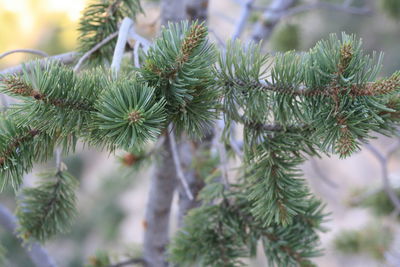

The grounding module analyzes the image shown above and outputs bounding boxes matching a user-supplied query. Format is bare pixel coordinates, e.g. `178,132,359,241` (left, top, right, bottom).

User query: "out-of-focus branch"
365,142,400,215
281,0,372,18
232,0,255,40
107,258,146,267
0,49,48,60
0,204,57,267
0,52,77,75
250,0,296,43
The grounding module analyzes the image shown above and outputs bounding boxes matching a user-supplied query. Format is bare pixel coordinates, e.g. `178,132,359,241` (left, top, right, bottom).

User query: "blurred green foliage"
381,0,400,20
334,223,393,260
271,24,301,52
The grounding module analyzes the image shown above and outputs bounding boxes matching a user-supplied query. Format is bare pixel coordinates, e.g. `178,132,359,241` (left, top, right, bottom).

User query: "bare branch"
0,52,77,75
73,32,119,72
0,204,57,267
111,18,134,75
168,125,194,200
0,49,48,60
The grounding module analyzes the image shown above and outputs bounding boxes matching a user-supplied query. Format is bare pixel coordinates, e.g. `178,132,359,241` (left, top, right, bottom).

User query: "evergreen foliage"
381,0,400,20
16,170,78,242
140,21,219,137
78,0,143,66
334,223,393,260
0,115,54,190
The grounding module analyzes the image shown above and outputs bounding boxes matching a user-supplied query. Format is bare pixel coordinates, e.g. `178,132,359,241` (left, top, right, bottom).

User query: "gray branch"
250,0,297,43
0,49,48,60
0,51,77,75
0,204,57,267
143,137,177,267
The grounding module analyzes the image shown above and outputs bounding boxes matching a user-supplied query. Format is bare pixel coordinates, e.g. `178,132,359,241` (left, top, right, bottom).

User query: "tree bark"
250,0,297,43
143,138,177,267
143,2,187,266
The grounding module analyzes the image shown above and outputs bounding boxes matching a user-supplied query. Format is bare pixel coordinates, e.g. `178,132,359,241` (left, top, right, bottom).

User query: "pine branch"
141,21,219,137
0,116,53,190
16,170,78,242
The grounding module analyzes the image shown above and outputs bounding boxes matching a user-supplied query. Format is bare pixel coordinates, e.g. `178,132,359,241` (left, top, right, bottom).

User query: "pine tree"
1,0,400,266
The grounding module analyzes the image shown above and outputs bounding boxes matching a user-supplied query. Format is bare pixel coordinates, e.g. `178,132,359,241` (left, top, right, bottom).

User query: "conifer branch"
16,170,78,242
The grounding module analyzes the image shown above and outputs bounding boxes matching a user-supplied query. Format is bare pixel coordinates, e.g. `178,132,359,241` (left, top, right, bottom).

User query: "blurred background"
1,0,400,266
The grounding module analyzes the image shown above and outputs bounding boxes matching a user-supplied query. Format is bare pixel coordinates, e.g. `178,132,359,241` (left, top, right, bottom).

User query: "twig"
107,258,146,267
111,18,134,75
0,49,48,60
167,124,194,200
365,143,400,215
0,51,77,75
0,204,57,267
73,32,119,72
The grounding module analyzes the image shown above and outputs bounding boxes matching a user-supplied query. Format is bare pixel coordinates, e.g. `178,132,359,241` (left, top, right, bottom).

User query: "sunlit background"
0,0,85,67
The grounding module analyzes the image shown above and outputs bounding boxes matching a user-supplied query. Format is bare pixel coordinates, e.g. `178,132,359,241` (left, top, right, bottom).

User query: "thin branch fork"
73,31,119,72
